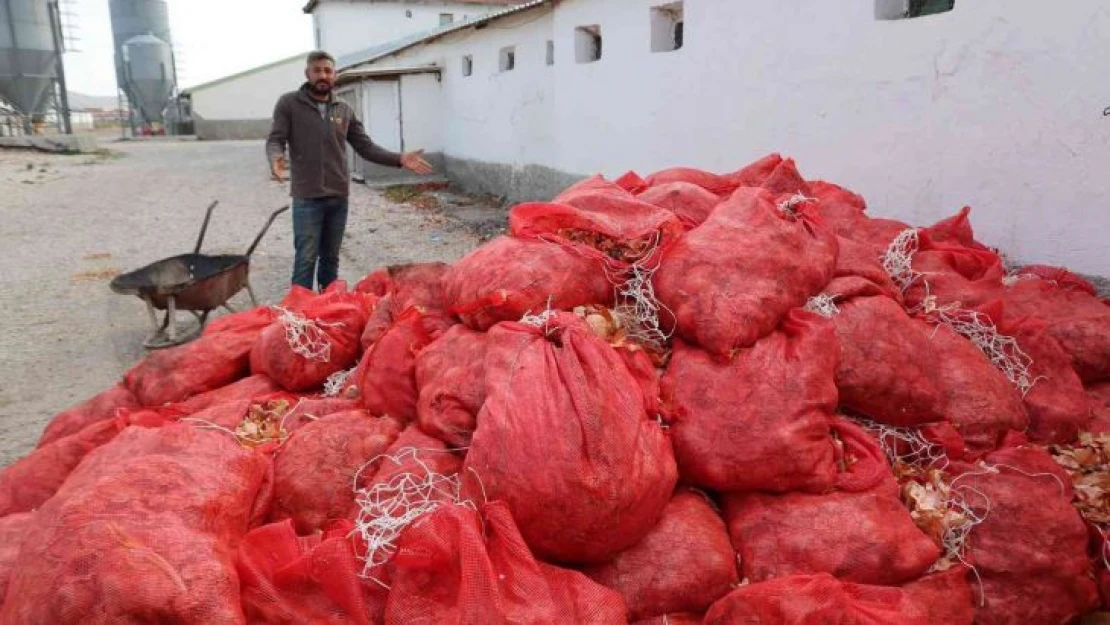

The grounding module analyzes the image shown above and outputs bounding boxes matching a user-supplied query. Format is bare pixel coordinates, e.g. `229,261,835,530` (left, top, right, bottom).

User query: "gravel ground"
0,138,492,468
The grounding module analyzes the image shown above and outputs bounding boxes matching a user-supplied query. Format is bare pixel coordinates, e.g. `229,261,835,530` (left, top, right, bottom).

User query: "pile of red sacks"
1,153,1108,624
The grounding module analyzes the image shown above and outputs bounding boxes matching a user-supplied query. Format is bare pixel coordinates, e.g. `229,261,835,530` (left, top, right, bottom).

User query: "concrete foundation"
442,156,584,204
0,134,99,154
194,117,271,141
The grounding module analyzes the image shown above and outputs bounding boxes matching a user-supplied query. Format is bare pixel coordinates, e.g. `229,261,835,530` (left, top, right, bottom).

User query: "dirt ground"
0,138,501,468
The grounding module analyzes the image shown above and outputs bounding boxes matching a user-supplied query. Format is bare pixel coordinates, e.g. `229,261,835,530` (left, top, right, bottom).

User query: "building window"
575,25,602,63
462,55,473,77
440,13,454,25
875,0,954,20
405,9,413,18
545,40,554,65
499,46,516,72
651,2,683,52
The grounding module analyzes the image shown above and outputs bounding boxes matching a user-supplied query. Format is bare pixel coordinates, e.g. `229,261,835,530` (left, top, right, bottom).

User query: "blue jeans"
292,196,348,291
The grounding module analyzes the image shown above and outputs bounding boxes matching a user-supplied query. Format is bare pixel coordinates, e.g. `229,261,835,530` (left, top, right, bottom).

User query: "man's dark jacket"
266,83,402,199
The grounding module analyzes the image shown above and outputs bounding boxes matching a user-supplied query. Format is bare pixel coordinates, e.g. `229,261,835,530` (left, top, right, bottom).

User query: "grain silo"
0,0,58,131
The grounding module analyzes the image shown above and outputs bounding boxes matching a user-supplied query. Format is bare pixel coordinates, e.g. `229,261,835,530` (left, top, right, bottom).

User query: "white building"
184,54,309,140
333,0,1110,279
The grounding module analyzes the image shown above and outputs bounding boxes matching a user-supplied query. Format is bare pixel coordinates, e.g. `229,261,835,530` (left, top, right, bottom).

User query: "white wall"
352,0,1110,276
190,57,305,120
314,1,511,58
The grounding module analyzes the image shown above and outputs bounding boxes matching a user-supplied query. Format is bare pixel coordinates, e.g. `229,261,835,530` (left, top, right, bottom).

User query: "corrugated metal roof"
336,0,550,71
181,52,311,94
304,0,527,14
336,64,442,86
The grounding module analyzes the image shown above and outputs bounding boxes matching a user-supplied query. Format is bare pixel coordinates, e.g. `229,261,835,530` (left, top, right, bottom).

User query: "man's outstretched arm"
265,97,291,181
347,115,433,174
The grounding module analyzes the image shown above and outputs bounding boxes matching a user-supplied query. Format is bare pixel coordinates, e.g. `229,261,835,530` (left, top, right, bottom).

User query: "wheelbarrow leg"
167,296,178,343
142,297,161,345
246,280,259,308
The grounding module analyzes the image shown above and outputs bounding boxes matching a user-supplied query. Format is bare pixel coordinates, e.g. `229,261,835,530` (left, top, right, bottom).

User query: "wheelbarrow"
110,201,290,349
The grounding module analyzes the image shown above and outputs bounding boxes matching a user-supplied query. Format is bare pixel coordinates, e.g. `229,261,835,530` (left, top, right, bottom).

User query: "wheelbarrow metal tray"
110,253,249,311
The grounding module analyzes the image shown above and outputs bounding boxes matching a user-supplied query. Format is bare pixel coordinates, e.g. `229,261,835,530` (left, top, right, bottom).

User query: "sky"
63,0,313,95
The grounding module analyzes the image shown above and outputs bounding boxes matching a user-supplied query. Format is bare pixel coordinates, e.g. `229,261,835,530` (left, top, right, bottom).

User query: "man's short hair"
307,50,336,66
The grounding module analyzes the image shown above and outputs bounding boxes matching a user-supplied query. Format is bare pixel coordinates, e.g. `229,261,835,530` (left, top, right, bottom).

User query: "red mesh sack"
203,286,316,337
1012,264,1097,295
444,236,614,331
922,318,1029,451
951,446,1099,624
636,181,720,230
384,501,628,624
352,307,456,421
654,187,838,358
614,170,648,193
644,167,737,198
0,416,128,517
582,490,738,621
251,289,370,392
124,329,255,405
0,512,31,604
36,383,139,447
633,615,703,625
269,411,402,534
723,420,939,585
661,311,839,493
722,153,784,188
830,294,946,426
1091,382,1110,433
808,179,867,213
704,568,974,625
358,426,463,511
759,157,811,197
924,206,993,251
360,293,395,351
462,314,677,564
354,262,449,311
994,315,1090,443
171,374,282,414
997,279,1110,382
238,519,379,625
0,426,270,624
832,235,902,300
509,192,685,271
414,324,488,447
554,174,633,201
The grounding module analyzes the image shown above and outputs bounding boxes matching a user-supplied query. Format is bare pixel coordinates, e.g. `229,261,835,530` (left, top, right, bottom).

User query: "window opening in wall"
500,46,516,72
440,13,454,25
545,40,554,65
875,0,954,20
462,55,473,77
651,2,684,52
405,9,413,18
575,25,602,63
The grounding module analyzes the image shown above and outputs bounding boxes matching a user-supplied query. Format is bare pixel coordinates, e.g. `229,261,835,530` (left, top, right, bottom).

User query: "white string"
777,193,816,217
804,294,840,318
881,228,923,293
924,301,1039,397
350,447,474,583
273,306,343,363
323,367,355,397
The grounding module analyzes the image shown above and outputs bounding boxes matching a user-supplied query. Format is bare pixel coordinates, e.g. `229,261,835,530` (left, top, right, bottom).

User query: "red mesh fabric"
704,568,974,625
654,187,838,358
463,314,677,564
661,312,839,493
808,179,867,213
924,206,993,251
995,315,1090,443
619,346,664,417
554,174,634,201
414,324,488,447
643,167,737,198
1013,264,1098,295
723,421,939,585
354,262,449,312
0,426,269,624
360,293,395,351
269,411,402,534
171,374,282,415
509,193,685,269
632,615,703,625
36,383,139,447
582,491,738,621
444,236,614,331
251,289,370,392
759,157,811,197
124,329,255,405
0,416,128,516
831,295,947,426
950,446,1099,624
614,170,648,193
923,321,1029,452
997,279,1110,383
238,519,379,625
832,235,902,300
362,426,463,498
636,182,721,231
723,153,784,188
1090,382,1110,433
352,308,456,422
0,512,32,604
203,286,315,337
384,502,628,624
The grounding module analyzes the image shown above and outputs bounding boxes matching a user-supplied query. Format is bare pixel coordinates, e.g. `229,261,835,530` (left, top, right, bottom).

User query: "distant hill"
67,92,120,110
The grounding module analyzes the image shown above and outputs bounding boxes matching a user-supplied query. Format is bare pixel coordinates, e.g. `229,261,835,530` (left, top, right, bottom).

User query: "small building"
184,53,309,141
331,0,1110,278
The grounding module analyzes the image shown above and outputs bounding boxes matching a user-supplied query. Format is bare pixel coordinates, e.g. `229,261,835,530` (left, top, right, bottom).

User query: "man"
265,50,433,291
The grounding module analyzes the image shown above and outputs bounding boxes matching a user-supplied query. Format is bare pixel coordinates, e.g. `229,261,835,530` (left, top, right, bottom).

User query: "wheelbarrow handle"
246,205,291,257
193,200,220,255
